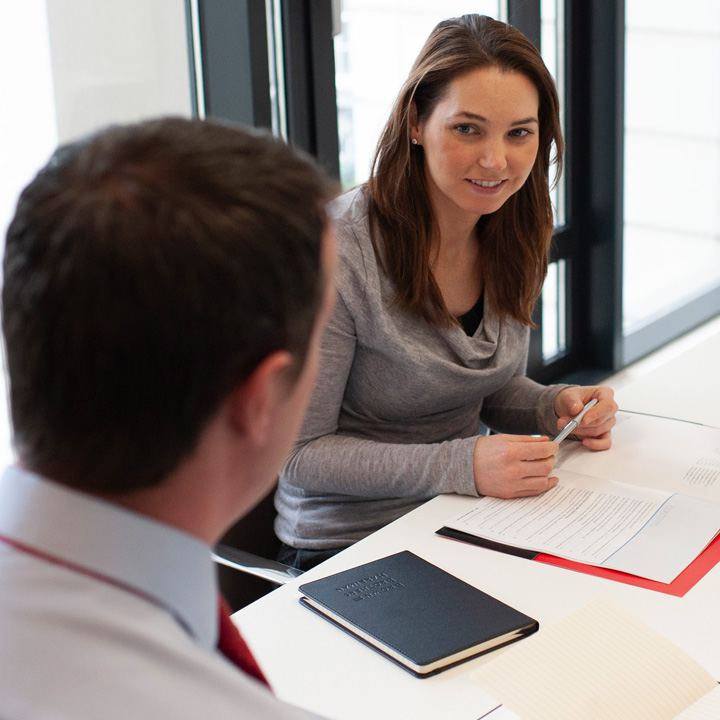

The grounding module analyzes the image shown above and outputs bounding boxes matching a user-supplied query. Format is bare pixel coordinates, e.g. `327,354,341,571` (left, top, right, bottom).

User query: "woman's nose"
478,138,507,171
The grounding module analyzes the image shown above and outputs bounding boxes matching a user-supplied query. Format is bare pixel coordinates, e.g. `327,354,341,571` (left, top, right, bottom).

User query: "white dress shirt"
0,465,320,720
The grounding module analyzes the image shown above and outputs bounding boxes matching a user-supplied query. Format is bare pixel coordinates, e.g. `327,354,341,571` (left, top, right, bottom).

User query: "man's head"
3,117,334,496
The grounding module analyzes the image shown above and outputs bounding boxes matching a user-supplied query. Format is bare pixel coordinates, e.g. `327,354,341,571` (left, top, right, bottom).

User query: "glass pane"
540,0,568,363
542,259,568,360
0,0,193,467
623,1,720,334
541,0,566,228
334,1,506,189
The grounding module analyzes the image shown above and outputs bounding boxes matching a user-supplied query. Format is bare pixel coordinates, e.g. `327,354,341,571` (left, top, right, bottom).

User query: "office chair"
213,487,303,612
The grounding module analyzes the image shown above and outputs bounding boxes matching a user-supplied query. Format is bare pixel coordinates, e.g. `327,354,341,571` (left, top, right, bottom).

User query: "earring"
411,138,418,145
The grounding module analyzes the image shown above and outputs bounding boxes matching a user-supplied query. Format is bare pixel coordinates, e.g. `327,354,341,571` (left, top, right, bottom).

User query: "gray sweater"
275,187,567,550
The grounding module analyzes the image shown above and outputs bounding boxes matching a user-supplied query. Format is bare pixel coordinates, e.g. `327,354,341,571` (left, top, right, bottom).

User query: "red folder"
436,528,720,597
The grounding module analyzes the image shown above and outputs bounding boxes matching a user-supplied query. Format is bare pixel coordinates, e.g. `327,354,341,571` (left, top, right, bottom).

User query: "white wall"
0,0,193,467
45,0,192,143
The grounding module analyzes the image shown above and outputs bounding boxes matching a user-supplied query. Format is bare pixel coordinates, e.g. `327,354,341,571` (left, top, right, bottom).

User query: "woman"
275,14,617,570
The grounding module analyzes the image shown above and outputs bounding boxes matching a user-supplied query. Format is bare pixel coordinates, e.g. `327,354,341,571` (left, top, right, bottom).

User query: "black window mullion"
280,0,339,178
190,0,272,129
507,0,541,47
573,0,625,376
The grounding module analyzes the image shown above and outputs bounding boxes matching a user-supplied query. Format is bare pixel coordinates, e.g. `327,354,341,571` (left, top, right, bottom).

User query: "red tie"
217,596,271,689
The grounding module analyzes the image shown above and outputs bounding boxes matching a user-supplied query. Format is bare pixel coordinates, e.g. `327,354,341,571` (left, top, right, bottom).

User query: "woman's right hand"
473,434,559,498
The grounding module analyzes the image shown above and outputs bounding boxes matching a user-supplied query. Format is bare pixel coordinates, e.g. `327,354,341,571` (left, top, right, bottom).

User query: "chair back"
216,487,294,611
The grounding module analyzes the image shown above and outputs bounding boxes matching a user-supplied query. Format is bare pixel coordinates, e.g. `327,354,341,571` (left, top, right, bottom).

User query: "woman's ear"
409,101,420,144
229,350,293,446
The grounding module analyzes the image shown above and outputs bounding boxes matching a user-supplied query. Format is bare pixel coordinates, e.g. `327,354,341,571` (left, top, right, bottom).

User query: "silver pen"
553,398,598,443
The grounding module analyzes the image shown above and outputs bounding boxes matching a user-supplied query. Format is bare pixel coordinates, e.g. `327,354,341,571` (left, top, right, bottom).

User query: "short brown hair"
367,14,564,327
2,117,334,493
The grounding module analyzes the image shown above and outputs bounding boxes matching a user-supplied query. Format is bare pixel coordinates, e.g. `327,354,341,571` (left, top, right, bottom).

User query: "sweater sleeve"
480,330,572,437
281,288,479,500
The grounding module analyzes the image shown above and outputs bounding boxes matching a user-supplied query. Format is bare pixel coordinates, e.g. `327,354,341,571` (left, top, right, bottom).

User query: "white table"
236,492,720,720
610,326,720,428
235,324,720,720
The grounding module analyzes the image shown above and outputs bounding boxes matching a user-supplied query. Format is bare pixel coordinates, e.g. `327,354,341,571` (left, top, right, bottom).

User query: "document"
555,411,720,501
473,598,719,720
442,412,720,583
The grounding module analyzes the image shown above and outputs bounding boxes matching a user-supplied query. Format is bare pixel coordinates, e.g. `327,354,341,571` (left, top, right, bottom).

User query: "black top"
458,292,484,336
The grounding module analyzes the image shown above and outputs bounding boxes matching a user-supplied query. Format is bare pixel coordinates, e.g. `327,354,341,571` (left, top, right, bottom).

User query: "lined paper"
473,598,717,720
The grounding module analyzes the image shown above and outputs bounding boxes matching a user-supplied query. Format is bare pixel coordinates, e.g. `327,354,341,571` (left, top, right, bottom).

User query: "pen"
553,398,598,443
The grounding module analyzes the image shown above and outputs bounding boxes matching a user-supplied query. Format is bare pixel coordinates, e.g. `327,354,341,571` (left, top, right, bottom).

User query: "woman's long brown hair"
367,14,564,327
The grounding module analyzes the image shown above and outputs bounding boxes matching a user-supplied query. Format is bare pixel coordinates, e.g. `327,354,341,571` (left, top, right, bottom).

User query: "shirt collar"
0,465,219,649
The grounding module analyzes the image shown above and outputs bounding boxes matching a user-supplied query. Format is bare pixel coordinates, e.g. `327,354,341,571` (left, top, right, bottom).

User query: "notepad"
298,551,538,677
473,598,719,720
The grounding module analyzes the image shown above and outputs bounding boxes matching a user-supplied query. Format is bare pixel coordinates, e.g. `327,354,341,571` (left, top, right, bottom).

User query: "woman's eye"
509,128,531,138
455,124,474,135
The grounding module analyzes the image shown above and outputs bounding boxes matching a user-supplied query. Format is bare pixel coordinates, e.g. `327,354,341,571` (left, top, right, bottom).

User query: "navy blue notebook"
298,550,538,677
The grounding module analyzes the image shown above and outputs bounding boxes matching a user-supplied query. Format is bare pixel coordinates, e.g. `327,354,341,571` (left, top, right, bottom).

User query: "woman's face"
412,66,540,230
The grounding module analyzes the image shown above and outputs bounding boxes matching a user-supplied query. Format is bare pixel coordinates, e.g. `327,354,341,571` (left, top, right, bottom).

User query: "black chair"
213,487,303,612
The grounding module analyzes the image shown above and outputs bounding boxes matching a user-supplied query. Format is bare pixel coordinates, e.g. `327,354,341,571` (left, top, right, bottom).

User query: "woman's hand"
554,385,618,450
473,434,559,498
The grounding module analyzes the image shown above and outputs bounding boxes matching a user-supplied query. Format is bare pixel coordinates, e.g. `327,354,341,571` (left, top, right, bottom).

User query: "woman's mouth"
469,179,504,188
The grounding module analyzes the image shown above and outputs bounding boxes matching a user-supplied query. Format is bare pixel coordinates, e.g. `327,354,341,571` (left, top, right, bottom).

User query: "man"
0,117,335,718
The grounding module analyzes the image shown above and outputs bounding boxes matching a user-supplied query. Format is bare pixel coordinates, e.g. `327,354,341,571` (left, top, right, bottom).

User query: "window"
333,0,505,190
623,0,720,361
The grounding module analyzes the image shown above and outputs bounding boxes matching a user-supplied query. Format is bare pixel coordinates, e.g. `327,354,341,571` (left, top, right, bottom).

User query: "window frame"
187,0,720,383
